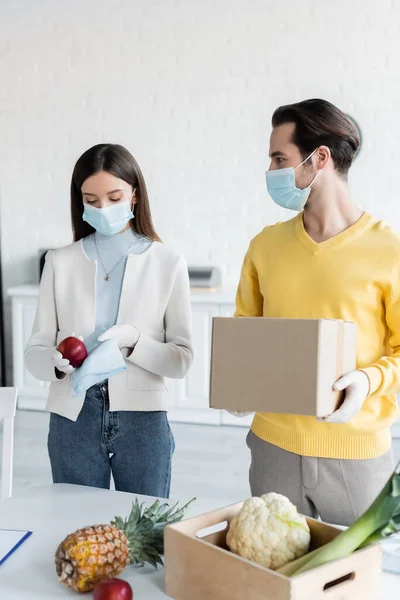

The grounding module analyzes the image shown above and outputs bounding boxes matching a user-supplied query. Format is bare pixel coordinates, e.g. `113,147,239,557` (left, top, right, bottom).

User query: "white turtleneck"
82,227,153,331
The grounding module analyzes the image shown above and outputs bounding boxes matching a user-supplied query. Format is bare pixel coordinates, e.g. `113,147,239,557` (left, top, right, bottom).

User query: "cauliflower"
226,493,311,570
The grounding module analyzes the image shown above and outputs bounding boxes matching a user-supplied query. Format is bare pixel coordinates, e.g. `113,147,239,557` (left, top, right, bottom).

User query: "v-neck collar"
294,211,372,256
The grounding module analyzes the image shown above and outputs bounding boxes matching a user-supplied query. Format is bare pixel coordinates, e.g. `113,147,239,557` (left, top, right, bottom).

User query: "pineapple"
55,497,194,593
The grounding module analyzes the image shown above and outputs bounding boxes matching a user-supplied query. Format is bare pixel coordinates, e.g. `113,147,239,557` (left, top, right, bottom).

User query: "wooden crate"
164,502,382,600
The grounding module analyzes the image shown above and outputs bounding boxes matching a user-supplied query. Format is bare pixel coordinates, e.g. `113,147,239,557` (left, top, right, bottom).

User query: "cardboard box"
164,502,381,600
210,318,357,418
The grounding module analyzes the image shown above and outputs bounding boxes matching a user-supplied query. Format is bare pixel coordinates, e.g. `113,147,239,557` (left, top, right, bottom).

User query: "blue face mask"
265,150,320,211
82,200,134,236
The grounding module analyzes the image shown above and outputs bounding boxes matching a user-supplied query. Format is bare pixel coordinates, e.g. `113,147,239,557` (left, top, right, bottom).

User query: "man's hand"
226,410,253,418
321,370,370,423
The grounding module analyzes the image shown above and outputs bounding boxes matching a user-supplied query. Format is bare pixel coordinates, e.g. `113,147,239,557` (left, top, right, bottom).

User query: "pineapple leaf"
114,496,195,569
111,516,126,530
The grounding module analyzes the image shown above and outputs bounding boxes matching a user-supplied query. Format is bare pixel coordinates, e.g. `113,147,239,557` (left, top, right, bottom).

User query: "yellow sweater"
235,212,400,459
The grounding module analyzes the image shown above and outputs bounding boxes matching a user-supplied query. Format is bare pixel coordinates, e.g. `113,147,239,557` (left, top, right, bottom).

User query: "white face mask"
265,150,321,211
82,200,134,236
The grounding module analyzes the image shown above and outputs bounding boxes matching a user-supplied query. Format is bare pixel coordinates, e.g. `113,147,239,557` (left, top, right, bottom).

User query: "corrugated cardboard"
164,502,381,600
209,318,357,417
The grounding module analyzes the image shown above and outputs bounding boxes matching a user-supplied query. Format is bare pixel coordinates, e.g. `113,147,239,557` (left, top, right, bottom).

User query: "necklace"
94,234,138,281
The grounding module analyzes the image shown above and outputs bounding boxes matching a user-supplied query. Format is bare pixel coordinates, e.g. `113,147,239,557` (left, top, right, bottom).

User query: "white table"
0,484,399,599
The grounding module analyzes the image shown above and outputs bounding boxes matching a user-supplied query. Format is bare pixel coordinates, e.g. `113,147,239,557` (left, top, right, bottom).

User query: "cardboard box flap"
316,320,357,417
210,318,321,414
210,317,357,417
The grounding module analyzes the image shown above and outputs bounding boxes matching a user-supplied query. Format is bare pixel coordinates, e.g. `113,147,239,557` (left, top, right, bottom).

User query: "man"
235,99,399,525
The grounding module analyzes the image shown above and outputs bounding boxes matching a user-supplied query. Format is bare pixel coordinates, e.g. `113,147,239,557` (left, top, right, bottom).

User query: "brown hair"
272,99,361,177
71,144,161,242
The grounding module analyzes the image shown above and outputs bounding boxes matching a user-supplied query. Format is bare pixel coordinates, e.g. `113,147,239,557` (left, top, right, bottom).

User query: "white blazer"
25,240,193,421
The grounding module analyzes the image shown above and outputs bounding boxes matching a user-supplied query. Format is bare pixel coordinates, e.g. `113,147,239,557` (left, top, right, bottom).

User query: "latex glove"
53,332,84,376
98,324,140,349
321,370,370,423
226,410,253,418
51,350,74,375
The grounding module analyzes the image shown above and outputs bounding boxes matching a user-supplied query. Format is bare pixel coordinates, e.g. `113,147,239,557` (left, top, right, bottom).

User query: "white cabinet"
169,304,220,425
186,304,217,406
8,285,243,426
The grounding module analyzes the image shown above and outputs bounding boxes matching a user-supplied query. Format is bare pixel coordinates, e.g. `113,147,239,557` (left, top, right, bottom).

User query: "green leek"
277,462,400,577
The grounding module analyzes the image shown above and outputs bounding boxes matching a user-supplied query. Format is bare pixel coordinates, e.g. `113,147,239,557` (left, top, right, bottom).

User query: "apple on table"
93,578,133,599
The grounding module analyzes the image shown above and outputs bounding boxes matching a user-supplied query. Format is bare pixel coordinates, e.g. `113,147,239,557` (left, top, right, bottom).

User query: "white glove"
53,333,84,376
226,410,253,418
320,370,370,423
52,350,74,375
98,324,140,349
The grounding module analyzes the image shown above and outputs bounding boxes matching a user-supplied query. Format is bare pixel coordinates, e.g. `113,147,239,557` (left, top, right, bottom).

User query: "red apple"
57,336,88,368
93,578,133,600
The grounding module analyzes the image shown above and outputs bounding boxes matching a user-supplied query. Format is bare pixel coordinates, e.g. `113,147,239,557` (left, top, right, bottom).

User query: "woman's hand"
52,332,84,378
51,350,74,376
98,324,140,349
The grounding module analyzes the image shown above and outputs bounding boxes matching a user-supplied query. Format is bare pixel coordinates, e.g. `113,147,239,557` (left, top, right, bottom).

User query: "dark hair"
71,144,161,242
272,99,361,177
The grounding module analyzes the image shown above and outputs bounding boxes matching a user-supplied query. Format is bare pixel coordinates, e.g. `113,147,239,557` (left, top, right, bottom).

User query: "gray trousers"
247,430,396,527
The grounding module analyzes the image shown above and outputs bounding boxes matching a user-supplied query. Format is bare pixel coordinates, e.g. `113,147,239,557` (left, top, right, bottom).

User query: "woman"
25,144,193,497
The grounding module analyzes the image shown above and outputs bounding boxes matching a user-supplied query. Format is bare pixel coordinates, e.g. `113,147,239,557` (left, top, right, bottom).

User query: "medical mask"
265,150,321,211
83,200,134,236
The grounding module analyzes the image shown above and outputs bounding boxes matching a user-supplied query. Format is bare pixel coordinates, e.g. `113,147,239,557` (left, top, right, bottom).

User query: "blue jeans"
48,382,175,497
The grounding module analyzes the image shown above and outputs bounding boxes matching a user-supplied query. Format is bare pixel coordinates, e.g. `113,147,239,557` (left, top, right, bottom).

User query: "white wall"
1,0,400,380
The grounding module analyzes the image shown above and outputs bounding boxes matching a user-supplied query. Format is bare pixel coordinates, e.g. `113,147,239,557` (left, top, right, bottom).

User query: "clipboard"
0,529,32,566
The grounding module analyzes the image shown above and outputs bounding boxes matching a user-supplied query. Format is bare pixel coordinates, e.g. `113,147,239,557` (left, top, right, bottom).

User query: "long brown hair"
272,99,361,178
71,144,161,242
